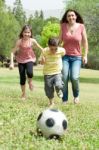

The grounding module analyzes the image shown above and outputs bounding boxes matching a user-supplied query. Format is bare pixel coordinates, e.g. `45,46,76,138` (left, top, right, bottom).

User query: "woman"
59,9,88,104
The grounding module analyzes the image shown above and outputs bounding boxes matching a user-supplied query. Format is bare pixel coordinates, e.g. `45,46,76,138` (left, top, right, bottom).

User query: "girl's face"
22,28,31,39
66,11,77,24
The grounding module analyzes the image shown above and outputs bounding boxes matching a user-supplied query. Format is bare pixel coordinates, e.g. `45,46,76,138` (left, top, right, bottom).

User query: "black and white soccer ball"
37,109,68,139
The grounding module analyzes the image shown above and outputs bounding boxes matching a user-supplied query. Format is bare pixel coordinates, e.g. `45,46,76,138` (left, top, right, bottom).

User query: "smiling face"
66,11,77,25
22,28,32,39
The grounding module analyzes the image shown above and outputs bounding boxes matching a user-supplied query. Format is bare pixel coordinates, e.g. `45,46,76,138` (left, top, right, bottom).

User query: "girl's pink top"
61,23,84,56
15,39,36,63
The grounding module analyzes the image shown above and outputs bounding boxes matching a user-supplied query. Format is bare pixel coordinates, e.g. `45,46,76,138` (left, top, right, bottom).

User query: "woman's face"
66,11,77,24
23,28,31,39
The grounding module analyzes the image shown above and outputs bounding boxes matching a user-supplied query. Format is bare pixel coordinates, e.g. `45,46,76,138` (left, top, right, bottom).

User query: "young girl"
10,25,43,100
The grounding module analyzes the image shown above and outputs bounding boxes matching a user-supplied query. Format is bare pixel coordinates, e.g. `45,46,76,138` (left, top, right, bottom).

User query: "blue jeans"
62,55,82,102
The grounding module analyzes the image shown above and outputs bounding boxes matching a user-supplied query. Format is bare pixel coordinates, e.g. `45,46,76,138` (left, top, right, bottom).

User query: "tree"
0,0,20,56
13,0,26,26
41,22,60,47
39,10,44,19
45,17,59,23
28,13,45,36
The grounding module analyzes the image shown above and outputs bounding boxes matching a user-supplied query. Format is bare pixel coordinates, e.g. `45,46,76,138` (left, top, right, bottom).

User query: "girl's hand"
83,56,88,64
9,63,14,70
40,56,46,65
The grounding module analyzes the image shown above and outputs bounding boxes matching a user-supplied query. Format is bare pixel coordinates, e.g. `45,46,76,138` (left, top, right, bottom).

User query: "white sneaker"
57,90,63,98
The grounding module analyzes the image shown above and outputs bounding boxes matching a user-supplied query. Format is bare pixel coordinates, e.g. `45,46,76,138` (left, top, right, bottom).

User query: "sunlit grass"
0,66,99,150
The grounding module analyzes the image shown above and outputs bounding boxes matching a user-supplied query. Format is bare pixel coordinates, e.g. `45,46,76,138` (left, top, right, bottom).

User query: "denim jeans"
62,55,82,102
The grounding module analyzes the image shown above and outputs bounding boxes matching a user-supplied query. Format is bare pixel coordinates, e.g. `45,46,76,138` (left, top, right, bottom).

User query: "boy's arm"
61,48,66,56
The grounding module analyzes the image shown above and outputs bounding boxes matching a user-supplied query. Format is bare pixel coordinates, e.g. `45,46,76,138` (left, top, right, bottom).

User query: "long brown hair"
60,9,84,24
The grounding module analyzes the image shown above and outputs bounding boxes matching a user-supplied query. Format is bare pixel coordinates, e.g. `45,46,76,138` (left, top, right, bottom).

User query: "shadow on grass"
80,77,99,84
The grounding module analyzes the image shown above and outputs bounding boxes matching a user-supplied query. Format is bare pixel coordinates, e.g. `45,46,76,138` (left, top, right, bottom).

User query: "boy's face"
49,46,58,54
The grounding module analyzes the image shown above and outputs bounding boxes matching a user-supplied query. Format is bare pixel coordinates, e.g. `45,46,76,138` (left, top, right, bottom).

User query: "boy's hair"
48,37,59,46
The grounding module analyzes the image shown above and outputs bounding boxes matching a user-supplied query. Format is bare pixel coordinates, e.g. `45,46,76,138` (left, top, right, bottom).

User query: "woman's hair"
60,9,84,24
48,37,59,46
19,25,33,38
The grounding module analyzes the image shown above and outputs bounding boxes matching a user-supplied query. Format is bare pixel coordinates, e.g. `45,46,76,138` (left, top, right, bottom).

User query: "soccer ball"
37,109,68,139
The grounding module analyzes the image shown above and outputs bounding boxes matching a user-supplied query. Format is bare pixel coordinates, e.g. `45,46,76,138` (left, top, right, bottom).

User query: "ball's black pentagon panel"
46,118,55,127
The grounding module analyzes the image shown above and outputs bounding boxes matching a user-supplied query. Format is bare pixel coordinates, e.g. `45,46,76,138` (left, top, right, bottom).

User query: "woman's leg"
69,57,82,103
26,62,33,91
18,63,26,98
62,56,69,102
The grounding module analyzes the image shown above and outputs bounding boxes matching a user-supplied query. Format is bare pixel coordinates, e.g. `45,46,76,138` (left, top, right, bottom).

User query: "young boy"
40,37,65,106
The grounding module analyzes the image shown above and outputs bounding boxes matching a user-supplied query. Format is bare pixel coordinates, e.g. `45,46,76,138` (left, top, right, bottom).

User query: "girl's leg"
26,62,33,91
62,56,69,102
69,57,82,103
18,63,26,98
21,85,26,99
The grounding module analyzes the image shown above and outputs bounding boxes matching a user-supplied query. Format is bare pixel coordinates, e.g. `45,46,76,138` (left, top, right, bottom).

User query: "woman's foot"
62,101,68,105
74,97,79,104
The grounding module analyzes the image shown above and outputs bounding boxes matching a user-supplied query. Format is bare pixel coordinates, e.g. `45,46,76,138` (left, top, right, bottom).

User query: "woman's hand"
83,55,88,64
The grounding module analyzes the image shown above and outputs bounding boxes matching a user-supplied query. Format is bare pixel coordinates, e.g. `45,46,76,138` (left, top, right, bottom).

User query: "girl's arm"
32,39,43,52
10,40,20,69
82,25,88,64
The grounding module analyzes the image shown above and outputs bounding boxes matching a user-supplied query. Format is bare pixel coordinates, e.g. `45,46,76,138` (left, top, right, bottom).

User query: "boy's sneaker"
57,90,63,98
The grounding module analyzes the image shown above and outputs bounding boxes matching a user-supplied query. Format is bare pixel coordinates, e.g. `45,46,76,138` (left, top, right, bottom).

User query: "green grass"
0,66,99,150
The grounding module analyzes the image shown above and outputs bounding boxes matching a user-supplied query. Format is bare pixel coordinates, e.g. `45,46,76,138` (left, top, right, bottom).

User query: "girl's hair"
48,37,59,46
60,9,84,24
19,25,33,38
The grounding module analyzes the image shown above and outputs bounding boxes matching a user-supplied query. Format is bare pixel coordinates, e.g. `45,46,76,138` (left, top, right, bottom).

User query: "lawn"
0,66,99,150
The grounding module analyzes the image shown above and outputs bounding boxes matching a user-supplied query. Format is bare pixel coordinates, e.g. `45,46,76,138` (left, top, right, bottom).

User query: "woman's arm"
59,24,63,45
82,25,88,64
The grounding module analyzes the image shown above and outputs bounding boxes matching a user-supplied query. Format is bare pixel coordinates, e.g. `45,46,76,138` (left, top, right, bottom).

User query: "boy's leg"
54,74,63,98
44,75,54,106
18,63,26,99
26,62,33,91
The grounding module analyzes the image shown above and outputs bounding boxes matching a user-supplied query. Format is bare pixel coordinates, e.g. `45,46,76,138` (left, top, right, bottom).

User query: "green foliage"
0,67,99,149
0,1,20,56
13,0,26,26
28,16,45,36
41,22,60,47
45,17,59,24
